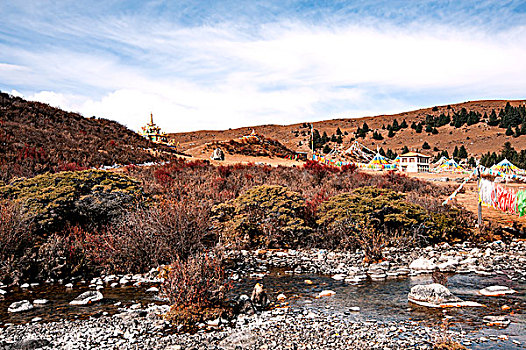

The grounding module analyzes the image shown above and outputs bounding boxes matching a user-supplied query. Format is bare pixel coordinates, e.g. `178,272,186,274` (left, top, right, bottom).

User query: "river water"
1,271,524,349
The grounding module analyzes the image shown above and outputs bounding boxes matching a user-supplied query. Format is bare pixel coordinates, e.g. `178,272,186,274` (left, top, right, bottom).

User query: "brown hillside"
0,91,178,182
169,100,526,159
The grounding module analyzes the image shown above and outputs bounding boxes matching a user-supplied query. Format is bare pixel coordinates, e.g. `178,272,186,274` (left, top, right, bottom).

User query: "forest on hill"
0,91,177,183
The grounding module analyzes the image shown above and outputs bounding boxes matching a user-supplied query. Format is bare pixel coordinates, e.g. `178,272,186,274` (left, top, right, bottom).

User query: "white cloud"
3,18,526,132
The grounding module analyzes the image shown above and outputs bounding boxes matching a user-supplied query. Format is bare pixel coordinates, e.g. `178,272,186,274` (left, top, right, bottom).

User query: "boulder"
250,283,269,310
318,290,336,297
408,283,483,308
409,257,436,272
479,285,516,297
69,291,103,305
483,315,510,327
33,299,49,305
235,295,256,315
8,300,34,313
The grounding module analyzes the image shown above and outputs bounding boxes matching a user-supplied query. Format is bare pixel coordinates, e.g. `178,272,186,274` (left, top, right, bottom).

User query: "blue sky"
1,1,525,132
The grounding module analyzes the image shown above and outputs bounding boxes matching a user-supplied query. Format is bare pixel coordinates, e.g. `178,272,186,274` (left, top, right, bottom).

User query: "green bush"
211,185,310,248
0,170,143,231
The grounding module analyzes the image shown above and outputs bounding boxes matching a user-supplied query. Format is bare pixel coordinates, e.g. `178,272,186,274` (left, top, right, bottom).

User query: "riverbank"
1,239,524,349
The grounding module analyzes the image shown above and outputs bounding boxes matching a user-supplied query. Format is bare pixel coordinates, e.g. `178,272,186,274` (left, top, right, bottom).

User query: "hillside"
0,91,177,183
169,100,526,161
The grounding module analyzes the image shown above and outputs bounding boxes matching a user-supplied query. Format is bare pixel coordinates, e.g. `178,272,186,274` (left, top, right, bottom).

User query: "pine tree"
400,119,408,128
488,110,499,126
505,125,514,136
415,123,423,133
336,127,342,135
392,119,399,131
323,144,331,154
458,145,468,159
425,124,433,133
402,145,409,154
453,146,459,158
379,147,386,156
362,122,369,132
388,129,395,138
514,125,521,138
422,141,431,149
432,127,438,134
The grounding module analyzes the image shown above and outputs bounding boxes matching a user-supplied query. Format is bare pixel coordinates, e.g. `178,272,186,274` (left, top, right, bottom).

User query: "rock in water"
483,315,511,327
408,283,482,308
235,295,256,315
479,285,516,296
250,283,269,310
69,291,103,305
318,290,336,297
409,257,437,272
8,300,34,313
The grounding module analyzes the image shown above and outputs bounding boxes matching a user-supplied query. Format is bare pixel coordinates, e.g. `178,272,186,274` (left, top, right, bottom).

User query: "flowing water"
1,272,524,349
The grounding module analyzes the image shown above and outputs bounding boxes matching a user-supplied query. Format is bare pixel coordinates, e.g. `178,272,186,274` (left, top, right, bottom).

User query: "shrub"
0,170,143,231
162,251,232,329
0,200,34,284
212,185,310,248
82,198,211,274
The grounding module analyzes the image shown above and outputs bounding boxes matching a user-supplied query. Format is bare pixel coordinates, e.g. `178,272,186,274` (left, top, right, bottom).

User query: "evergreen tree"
487,110,499,126
514,125,521,138
362,122,369,132
453,146,459,158
415,123,423,133
402,145,409,154
388,129,395,138
432,127,438,134
322,131,329,143
372,131,383,140
458,145,468,159
323,144,331,154
336,135,343,144
400,119,408,128
379,147,386,156
425,124,433,133
392,119,400,131
505,125,514,136
521,122,526,136
336,127,342,135
422,141,431,149
411,121,417,129
468,157,476,167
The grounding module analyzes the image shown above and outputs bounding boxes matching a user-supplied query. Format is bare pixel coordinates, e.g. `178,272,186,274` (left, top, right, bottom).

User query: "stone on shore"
409,258,436,273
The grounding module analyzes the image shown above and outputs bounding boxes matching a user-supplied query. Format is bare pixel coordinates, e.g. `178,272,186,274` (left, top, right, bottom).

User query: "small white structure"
399,152,431,173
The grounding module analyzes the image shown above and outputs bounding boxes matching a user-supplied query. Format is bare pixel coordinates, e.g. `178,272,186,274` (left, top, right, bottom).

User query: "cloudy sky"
1,1,525,132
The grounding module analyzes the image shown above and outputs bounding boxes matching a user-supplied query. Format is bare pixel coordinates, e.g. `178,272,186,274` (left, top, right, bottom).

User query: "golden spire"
150,112,154,125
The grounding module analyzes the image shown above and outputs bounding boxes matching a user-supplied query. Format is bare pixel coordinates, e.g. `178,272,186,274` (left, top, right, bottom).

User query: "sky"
1,1,525,132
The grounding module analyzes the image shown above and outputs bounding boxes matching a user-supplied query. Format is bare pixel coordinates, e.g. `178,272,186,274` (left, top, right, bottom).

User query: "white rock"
409,257,436,272
276,293,286,301
408,283,483,308
479,285,517,296
33,299,49,305
8,300,34,313
318,290,336,297
349,307,360,312
332,274,346,280
110,283,118,288
146,287,159,293
20,283,30,288
0,289,6,295
31,317,43,322
70,291,103,305
65,283,74,288
483,315,510,327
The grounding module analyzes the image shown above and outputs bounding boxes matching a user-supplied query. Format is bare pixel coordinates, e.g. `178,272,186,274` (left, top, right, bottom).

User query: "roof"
400,152,431,158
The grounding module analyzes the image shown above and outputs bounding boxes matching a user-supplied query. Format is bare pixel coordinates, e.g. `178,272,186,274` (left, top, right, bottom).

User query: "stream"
1,271,524,349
